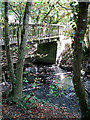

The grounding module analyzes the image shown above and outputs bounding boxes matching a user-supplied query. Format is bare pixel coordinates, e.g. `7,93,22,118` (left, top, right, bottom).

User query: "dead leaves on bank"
2,101,79,119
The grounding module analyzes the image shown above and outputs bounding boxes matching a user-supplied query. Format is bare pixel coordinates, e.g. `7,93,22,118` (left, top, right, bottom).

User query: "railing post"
58,26,61,41
0,23,65,46
58,26,61,36
37,25,39,38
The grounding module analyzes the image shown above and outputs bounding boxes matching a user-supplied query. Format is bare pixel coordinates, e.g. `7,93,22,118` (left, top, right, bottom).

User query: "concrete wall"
34,41,57,64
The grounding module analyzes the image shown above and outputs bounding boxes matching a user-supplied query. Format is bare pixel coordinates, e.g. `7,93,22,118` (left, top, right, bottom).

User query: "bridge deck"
0,36,60,46
0,23,64,46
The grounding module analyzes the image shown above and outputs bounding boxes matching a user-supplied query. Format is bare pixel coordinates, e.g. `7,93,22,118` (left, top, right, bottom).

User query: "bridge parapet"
0,23,64,45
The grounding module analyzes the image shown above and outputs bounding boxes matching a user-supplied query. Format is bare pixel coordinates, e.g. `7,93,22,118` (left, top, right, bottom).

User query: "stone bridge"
0,23,64,64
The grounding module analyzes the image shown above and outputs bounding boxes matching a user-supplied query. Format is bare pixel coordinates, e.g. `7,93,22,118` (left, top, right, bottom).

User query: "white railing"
0,23,64,45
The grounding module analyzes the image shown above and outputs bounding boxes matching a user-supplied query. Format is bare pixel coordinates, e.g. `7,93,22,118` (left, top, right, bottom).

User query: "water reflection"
25,64,74,90
25,66,38,74
53,65,74,90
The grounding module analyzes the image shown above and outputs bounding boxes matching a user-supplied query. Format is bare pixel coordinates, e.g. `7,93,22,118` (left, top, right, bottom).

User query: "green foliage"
49,89,53,94
3,96,16,105
8,2,26,22
48,84,61,97
87,16,90,24
31,82,37,87
69,1,79,39
16,94,32,111
80,30,85,35
23,77,28,82
0,1,73,26
31,2,55,23
23,71,27,74
0,2,5,19
31,1,71,24
16,94,51,112
70,2,79,22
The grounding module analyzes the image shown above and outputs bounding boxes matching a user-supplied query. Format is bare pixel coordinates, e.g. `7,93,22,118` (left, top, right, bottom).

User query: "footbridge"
0,23,64,64
0,23,64,45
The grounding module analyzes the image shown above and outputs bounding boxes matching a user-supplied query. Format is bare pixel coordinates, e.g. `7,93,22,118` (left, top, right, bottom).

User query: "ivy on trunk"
73,2,89,120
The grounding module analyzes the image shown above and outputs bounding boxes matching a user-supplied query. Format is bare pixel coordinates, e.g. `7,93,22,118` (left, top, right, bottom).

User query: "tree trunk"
86,27,90,53
17,16,22,50
4,1,16,95
73,2,89,120
14,1,32,102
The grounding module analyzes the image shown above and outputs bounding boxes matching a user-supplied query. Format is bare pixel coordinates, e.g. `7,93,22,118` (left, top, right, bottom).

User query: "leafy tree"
4,0,32,102
71,1,89,119
31,1,71,24
8,2,26,48
3,1,90,119
14,1,32,102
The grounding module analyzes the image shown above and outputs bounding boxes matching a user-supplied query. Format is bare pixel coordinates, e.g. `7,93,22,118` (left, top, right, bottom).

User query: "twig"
57,2,68,10
9,3,20,18
19,2,23,15
85,88,90,95
42,5,54,22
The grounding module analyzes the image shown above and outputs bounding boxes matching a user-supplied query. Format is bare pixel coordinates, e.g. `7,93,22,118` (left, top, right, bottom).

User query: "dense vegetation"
0,0,90,119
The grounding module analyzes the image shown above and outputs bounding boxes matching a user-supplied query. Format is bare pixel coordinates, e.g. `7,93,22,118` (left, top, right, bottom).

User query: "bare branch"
9,3,20,18
85,88,90,95
57,2,68,10
52,12,71,24
42,5,54,22
19,2,23,15
36,9,41,23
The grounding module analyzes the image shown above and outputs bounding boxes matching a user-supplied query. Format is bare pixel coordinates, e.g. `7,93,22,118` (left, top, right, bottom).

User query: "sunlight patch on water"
57,76,73,89
53,65,74,90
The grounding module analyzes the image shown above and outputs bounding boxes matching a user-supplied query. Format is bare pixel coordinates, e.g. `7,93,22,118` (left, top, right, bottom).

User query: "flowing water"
24,64,81,117
52,65,74,90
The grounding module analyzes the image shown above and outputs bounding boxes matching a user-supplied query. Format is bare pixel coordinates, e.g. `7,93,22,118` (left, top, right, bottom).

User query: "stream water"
52,65,73,90
23,64,81,118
